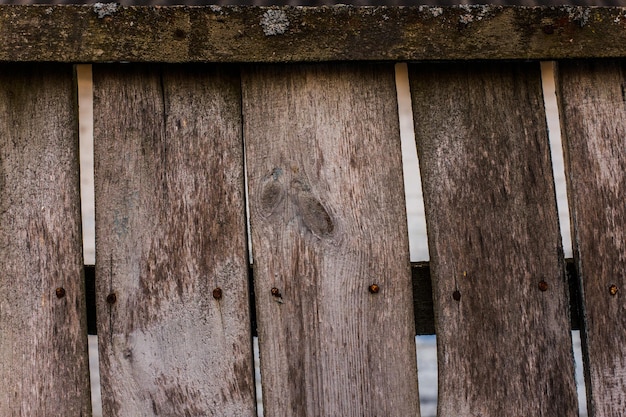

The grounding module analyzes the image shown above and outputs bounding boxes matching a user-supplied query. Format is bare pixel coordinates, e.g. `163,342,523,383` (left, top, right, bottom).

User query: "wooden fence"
1,4,626,416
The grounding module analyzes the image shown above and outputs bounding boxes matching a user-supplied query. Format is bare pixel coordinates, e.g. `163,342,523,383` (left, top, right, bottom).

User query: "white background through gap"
77,63,586,417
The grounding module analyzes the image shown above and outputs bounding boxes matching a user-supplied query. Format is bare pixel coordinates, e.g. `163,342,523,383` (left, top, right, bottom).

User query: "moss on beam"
1,4,625,62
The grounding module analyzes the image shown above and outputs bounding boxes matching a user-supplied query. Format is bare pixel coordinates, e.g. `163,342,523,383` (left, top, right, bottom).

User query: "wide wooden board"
556,60,626,417
242,64,420,416
0,64,92,415
409,61,578,416
93,64,255,416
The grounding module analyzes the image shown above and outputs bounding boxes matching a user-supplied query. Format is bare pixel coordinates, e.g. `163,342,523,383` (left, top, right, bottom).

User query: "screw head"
106,292,117,304
610,284,619,296
55,287,66,298
368,284,380,294
212,287,223,300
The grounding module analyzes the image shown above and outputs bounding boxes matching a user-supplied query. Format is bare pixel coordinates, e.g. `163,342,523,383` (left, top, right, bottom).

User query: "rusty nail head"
213,287,223,300
452,290,461,301
538,281,549,292
271,287,281,297
106,292,117,304
610,284,619,296
55,287,66,298
368,284,380,294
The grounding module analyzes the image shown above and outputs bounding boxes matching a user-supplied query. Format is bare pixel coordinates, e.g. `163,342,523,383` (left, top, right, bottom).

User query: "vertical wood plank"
0,64,92,416
556,60,626,417
242,64,420,416
93,64,255,416
409,62,578,416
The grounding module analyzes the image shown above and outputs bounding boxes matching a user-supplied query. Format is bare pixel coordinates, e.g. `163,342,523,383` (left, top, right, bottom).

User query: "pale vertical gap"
238,69,263,417
540,61,587,417
395,63,437,417
76,64,102,417
395,63,429,263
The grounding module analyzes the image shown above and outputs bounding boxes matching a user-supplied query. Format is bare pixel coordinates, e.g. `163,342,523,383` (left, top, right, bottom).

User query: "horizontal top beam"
3,5,626,62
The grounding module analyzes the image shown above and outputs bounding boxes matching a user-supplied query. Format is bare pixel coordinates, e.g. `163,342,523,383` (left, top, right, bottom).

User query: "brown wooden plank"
0,6,626,63
242,63,420,416
556,59,626,417
0,64,92,415
409,61,578,416
93,64,255,416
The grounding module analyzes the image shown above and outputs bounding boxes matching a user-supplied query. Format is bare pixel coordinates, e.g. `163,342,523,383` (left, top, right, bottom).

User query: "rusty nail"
55,287,66,298
368,284,380,294
106,292,117,304
271,287,281,297
213,287,223,300
452,290,461,301
538,281,549,292
610,284,619,296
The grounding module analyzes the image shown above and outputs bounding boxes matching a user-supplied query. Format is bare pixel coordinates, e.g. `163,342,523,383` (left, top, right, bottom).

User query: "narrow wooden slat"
556,60,626,417
93,64,255,416
243,64,420,416
0,64,91,416
409,62,578,416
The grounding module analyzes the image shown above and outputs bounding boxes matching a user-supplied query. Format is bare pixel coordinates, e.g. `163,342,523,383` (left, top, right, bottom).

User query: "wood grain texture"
0,64,92,416
556,60,626,417
242,64,420,417
93,64,255,416
409,62,578,416
1,6,626,63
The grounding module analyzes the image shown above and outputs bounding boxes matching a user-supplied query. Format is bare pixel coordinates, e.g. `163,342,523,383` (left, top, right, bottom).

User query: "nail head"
271,287,281,297
610,284,619,296
213,287,223,300
538,281,549,292
106,292,117,304
368,284,380,294
55,287,66,298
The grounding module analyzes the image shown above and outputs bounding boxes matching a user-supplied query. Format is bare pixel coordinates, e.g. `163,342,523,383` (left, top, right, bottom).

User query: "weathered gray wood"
93,64,255,416
409,61,578,416
0,64,91,416
556,60,626,417
0,5,626,63
242,63,420,416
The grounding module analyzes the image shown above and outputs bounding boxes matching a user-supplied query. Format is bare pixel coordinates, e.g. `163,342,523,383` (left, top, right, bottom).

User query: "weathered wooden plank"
93,64,255,416
556,60,626,417
409,61,578,416
243,64,420,416
0,64,92,416
0,5,625,63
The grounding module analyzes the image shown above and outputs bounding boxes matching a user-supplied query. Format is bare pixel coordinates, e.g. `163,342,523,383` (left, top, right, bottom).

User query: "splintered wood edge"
2,5,626,62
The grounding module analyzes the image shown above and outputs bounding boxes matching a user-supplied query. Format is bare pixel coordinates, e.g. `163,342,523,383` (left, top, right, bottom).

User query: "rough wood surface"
556,60,626,417
409,61,578,416
0,5,625,62
243,63,420,416
0,64,91,416
93,64,255,416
